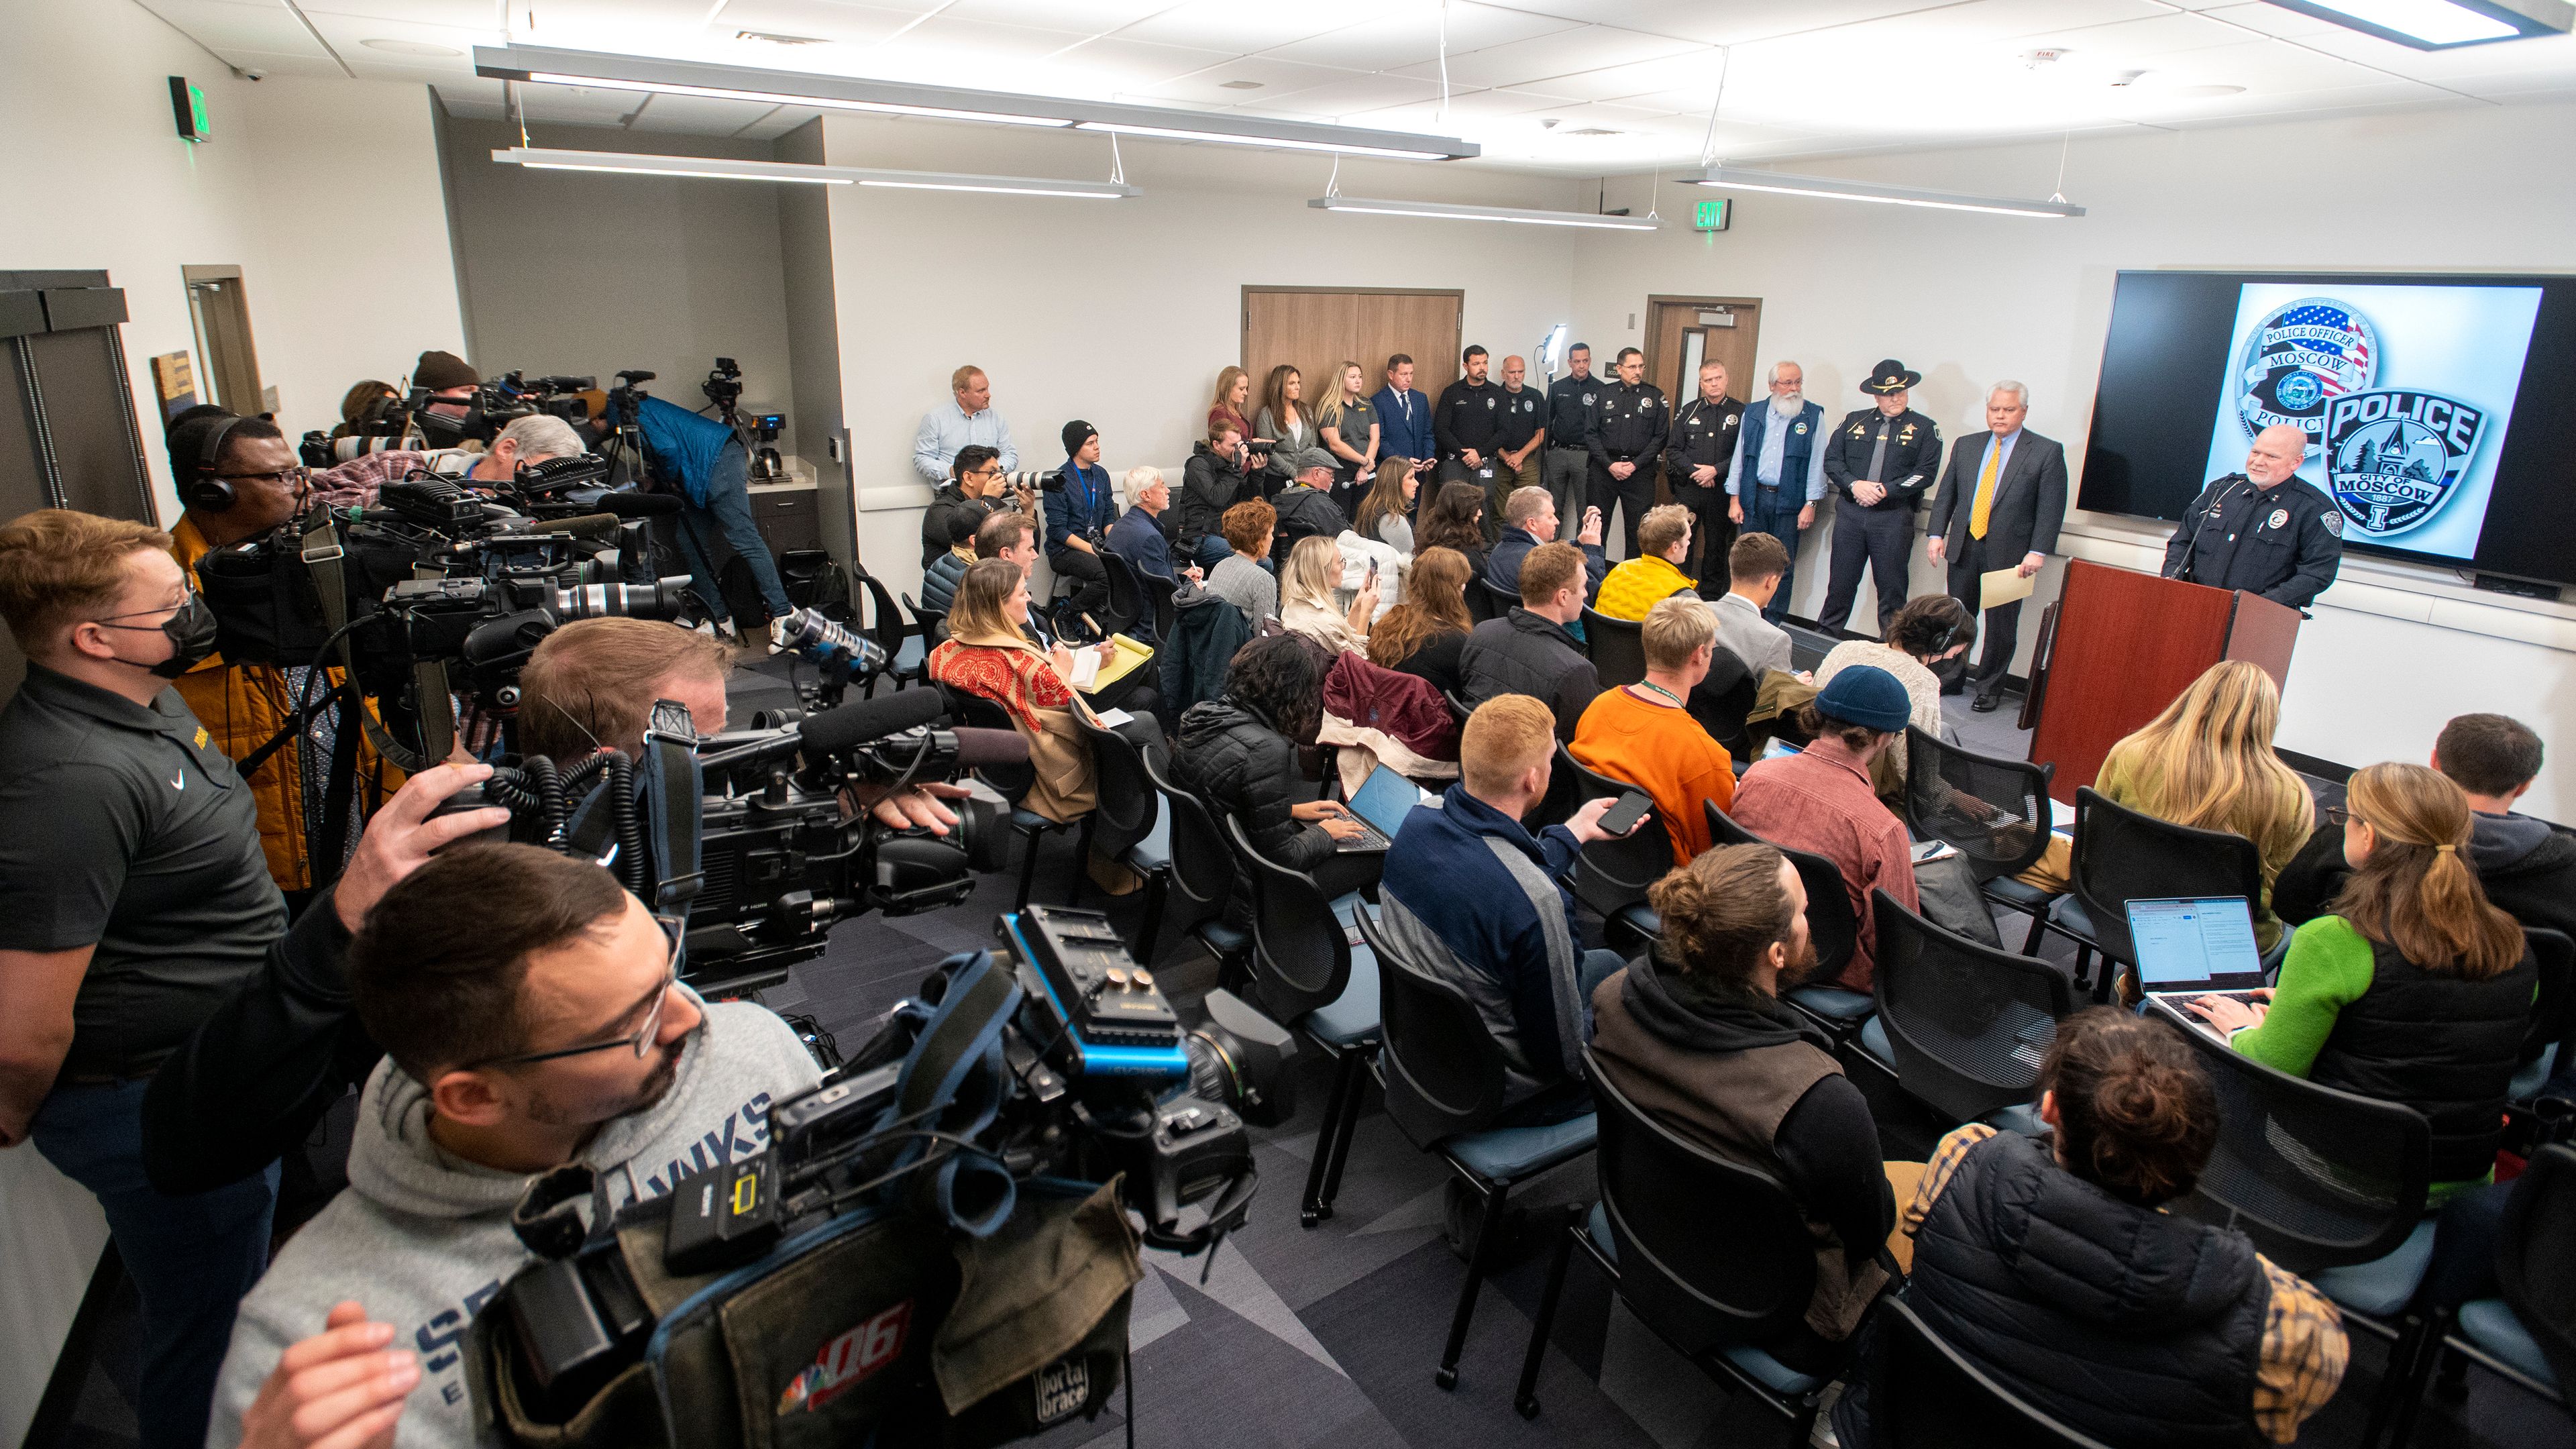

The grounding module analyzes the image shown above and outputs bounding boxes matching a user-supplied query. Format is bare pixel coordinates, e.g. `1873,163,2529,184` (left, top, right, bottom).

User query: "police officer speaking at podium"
1819,359,1942,637
2162,422,2344,610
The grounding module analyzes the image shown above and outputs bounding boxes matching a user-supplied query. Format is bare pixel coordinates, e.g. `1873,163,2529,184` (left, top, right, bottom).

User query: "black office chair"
1440,687,1474,727
2049,788,2267,1000
1690,643,1758,765
1136,751,1247,974
1556,747,1670,958
1465,576,1503,625
1870,1298,2114,1449
1578,606,1646,690
1513,1048,1832,1437
1139,569,1179,645
898,593,941,685
933,682,1089,912
2511,928,2574,1103
1849,890,2072,1131
1480,577,1521,622
1069,710,1169,955
1362,912,1597,1391
851,571,910,694
1094,549,1146,640
1222,816,1381,1228
2379,1142,2576,1449
1901,727,2058,953
1705,800,1866,1038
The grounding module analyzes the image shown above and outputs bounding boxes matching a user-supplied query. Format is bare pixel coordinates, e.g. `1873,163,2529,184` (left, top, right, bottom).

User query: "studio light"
1307,196,1659,231
478,46,1479,161
490,148,1140,199
1686,166,2084,219
2261,0,2571,48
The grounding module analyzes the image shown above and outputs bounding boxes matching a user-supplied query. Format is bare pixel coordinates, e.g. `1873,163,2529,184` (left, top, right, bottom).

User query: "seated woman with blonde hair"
927,557,1110,824
1277,534,1378,657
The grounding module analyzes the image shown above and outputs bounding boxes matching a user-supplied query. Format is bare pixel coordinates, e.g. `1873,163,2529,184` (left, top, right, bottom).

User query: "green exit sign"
170,76,210,143
1693,198,1731,232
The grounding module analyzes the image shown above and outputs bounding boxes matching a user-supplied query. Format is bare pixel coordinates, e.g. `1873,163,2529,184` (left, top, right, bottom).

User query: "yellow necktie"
1969,438,2002,540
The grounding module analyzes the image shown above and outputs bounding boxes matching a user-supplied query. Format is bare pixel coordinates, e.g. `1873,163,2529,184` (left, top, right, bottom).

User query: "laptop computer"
2129,896,2269,1004
1330,764,1430,855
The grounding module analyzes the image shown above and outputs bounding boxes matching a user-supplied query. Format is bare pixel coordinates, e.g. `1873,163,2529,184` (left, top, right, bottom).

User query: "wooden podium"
2022,559,2302,802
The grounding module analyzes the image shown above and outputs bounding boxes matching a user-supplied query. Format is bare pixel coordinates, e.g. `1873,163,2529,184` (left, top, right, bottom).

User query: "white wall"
437,117,803,461
0,0,464,516
814,114,1588,605
1569,98,2576,820
776,118,853,568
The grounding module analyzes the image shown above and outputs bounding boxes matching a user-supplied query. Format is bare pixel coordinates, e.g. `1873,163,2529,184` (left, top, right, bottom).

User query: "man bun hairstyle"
2434,713,2542,798
350,844,631,1081
2040,1007,2218,1208
1648,844,1794,991
1518,541,1584,607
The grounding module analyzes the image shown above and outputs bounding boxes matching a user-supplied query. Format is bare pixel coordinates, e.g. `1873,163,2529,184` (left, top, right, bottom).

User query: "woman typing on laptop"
2189,763,2537,1203
1175,635,1383,910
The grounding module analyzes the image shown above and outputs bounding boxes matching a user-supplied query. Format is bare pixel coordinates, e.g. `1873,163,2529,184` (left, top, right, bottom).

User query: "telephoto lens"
551,576,694,621
771,607,888,676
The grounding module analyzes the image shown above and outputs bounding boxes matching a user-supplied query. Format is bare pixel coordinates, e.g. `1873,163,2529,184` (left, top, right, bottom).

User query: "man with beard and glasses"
1587,843,1915,1379
209,845,822,1449
1726,360,1828,623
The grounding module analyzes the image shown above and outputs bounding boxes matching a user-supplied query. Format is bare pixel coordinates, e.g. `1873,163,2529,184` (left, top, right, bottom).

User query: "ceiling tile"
1029,35,1234,89
1509,0,1947,47
1263,3,1586,72
1387,23,1707,89
2010,10,2265,59
713,1,926,48
133,0,334,57
301,0,498,25
301,9,495,68
869,13,1096,64
1850,0,2168,47
1246,72,1446,119
941,0,1184,28
2194,2,2350,39
1118,0,1364,54
1125,55,1366,105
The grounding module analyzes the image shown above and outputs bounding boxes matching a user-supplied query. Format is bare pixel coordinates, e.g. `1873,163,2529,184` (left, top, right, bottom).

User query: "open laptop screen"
2127,896,2265,990
1348,765,1423,840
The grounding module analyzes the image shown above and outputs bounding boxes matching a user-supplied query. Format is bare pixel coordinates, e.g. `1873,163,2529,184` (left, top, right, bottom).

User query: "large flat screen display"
2081,271,2576,586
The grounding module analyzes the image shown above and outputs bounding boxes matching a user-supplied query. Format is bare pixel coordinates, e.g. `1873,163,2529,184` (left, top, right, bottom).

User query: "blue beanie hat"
1815,665,1913,733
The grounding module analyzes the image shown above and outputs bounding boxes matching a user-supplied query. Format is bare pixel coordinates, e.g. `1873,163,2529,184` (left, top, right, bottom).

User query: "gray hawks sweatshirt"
207,1000,823,1449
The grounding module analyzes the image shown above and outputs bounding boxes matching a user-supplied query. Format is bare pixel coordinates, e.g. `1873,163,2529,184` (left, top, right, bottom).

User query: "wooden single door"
184,265,264,415
1241,287,1462,447
1644,296,1762,502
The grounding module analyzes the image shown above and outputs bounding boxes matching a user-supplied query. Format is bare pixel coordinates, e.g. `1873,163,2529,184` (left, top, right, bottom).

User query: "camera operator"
629,388,792,639
413,350,482,425
211,844,826,1449
0,508,509,1449
313,413,592,501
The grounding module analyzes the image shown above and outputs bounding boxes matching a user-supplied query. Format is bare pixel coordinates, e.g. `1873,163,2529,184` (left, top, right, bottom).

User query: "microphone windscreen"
523,513,621,545
796,690,949,758
948,727,1030,767
595,490,683,519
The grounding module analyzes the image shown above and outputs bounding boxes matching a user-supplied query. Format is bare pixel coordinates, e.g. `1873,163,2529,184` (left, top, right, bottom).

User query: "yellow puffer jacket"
170,516,400,892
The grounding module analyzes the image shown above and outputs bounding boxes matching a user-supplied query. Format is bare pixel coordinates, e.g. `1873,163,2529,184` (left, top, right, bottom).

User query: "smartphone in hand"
1597,792,1653,838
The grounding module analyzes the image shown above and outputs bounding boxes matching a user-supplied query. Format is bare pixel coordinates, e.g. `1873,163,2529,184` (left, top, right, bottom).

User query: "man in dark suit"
1925,382,2067,712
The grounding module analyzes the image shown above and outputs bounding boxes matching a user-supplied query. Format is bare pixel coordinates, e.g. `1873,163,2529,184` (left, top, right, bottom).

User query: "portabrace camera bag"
468,953,1144,1449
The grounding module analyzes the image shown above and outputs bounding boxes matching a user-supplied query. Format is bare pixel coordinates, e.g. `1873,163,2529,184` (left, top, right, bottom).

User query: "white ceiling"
133,0,2576,170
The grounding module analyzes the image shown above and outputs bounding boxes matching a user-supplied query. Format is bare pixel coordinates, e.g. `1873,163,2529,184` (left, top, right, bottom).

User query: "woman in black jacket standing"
1173,635,1382,905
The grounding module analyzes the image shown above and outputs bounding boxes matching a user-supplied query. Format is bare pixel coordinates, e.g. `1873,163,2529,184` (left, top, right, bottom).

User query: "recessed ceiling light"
2261,0,2570,48
362,38,462,56
1219,80,1264,90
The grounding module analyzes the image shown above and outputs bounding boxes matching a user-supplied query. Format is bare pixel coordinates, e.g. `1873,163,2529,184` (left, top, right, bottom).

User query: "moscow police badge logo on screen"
2233,297,2377,449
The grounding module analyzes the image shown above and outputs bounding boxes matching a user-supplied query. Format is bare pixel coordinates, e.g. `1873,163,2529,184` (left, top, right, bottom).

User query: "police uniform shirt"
1589,380,1670,465
1495,386,1546,453
0,665,286,1079
1823,407,1942,510
2163,472,2345,610
1666,394,1746,484
1545,374,1599,449
1434,377,1505,462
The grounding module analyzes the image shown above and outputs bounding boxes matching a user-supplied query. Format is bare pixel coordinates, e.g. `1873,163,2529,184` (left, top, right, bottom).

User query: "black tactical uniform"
1587,377,1669,558
1541,371,1599,537
2162,472,2344,610
1819,404,1943,635
1664,392,1746,593
1436,374,1508,543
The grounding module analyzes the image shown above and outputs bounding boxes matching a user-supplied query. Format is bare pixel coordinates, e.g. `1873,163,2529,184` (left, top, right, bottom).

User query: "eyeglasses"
464,915,690,1071
93,584,199,626
2324,805,2353,827
214,466,311,487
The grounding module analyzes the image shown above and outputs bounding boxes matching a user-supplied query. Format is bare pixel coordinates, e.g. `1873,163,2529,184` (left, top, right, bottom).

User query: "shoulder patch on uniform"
2322,511,2342,537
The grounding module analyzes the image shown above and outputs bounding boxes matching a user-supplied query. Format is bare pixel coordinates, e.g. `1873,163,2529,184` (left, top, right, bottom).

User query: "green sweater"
2231,914,2510,1203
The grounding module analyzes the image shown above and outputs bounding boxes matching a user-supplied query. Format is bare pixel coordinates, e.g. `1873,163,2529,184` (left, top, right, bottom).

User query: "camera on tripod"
702,356,743,413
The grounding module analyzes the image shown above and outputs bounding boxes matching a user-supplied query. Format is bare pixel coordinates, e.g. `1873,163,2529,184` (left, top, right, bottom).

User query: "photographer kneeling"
213,845,825,1449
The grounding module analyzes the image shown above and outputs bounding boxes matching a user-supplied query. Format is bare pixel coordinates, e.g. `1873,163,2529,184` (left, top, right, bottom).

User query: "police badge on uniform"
2233,298,2378,458
2324,388,2486,538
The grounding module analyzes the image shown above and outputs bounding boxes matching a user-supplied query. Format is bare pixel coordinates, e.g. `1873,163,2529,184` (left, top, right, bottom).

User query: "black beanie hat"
1062,419,1097,458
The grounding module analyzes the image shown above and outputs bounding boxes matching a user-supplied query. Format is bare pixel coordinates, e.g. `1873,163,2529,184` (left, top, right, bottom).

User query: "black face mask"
100,594,221,679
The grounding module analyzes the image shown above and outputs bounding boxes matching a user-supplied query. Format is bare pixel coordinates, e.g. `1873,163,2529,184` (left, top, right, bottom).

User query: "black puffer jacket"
1173,698,1336,879
1177,441,1250,553
1459,608,1601,742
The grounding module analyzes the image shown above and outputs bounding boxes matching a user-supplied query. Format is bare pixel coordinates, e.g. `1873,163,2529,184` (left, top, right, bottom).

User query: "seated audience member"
1175,634,1381,906
929,559,1110,823
1841,1008,2347,1449
1104,466,1196,643
1205,499,1279,631
2018,660,2313,953
1572,596,1735,863
921,443,1018,571
1595,503,1701,621
1044,420,1118,620
2190,762,2536,1201
1713,531,1799,680
1413,480,1492,584
969,507,1159,718
1591,844,1902,1375
1460,541,1602,742
1728,666,1919,994
1354,455,1418,553
1367,545,1475,695
1488,485,1605,599
1813,594,1971,792
1279,535,1378,657
1269,449,1350,562
1179,425,1255,570
209,846,825,1449
921,507,977,618
1377,695,1631,1133
2273,712,2575,941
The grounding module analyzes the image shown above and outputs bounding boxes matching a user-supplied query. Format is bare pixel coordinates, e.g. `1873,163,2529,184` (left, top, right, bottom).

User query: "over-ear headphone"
181,415,246,513
1927,603,1973,655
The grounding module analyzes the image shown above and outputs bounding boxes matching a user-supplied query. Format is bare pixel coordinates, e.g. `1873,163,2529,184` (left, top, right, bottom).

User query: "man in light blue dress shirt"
912,364,1018,484
1725,360,1829,623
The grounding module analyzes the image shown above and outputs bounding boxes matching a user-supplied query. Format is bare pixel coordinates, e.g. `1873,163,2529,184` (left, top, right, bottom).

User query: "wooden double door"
1240,287,1463,445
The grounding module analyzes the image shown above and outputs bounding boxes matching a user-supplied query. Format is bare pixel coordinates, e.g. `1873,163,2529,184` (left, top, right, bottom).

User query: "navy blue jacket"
1045,460,1118,555
634,394,738,506
1489,527,1605,601
1105,505,1177,584
1372,384,1437,467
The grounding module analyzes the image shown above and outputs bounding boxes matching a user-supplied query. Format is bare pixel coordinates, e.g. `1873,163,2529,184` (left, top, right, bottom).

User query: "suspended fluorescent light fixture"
2261,0,2569,47
491,148,1140,199
477,46,1478,160
1307,195,1658,231
1687,165,2083,219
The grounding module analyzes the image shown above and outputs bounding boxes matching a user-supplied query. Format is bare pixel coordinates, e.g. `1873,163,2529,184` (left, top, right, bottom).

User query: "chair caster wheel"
1434,1366,1458,1391
1515,1396,1540,1420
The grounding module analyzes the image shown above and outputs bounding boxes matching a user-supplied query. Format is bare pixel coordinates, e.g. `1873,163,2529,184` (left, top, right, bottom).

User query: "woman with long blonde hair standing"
1315,360,1379,511
2190,761,2534,1199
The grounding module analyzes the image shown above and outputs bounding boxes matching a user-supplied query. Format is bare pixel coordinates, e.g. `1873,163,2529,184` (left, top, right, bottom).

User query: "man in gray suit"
1925,381,2067,712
